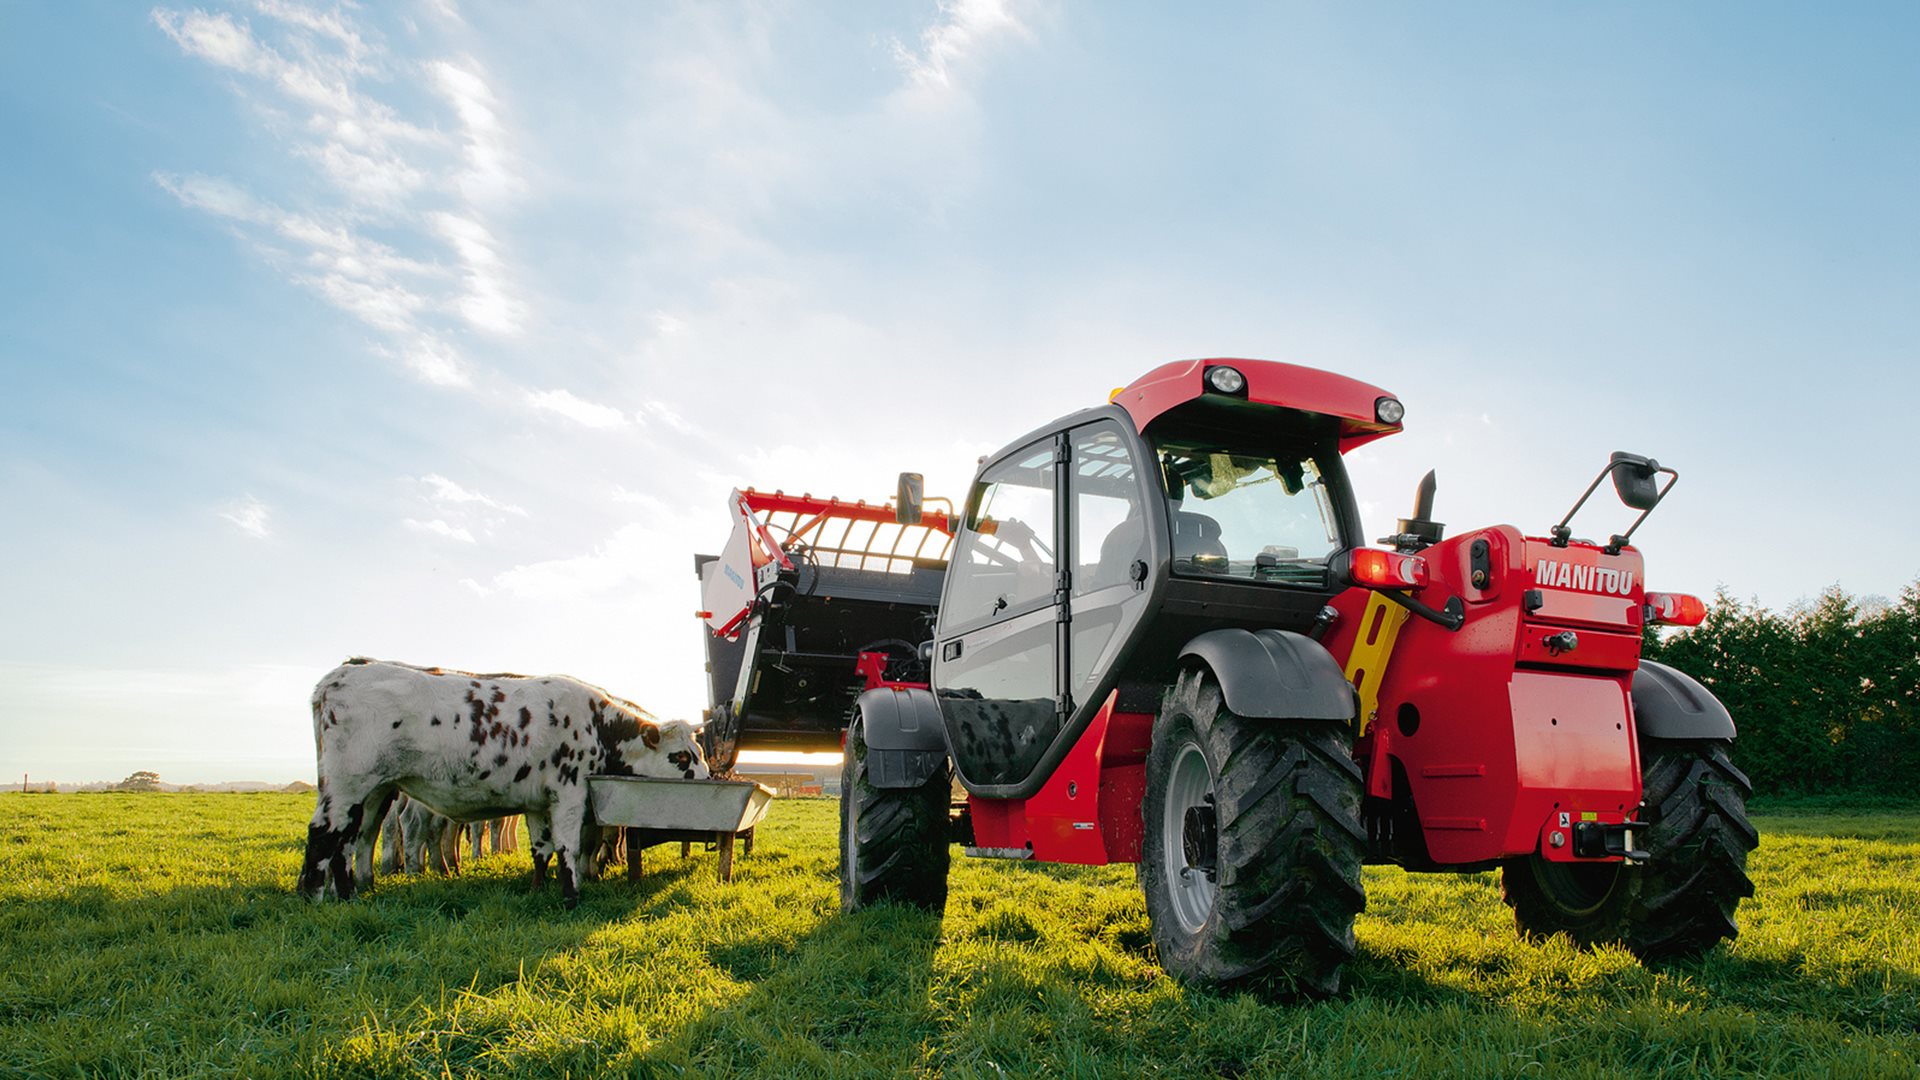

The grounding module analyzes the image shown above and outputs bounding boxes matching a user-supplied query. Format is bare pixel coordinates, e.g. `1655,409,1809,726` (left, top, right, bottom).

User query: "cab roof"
1112,358,1403,452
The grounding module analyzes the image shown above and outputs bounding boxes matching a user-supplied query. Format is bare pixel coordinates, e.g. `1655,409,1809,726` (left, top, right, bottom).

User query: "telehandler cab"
702,358,1756,995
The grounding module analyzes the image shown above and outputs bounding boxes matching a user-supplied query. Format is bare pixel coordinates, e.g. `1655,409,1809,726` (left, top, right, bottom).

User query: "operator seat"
1171,511,1228,568
1089,515,1147,590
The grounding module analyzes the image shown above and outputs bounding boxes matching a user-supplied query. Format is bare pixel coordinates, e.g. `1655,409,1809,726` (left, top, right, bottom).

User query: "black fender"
1632,660,1737,741
854,687,950,789
1178,628,1355,722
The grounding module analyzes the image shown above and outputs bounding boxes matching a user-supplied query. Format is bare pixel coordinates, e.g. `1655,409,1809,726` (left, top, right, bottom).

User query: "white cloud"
421,473,525,515
431,211,525,334
526,388,629,429
489,522,650,599
636,400,695,433
893,0,1029,93
152,172,270,222
219,495,272,538
154,4,527,394
404,517,476,543
153,8,272,75
428,59,519,205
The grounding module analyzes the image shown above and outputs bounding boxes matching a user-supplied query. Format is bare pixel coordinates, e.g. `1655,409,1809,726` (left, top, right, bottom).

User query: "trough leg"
626,828,643,883
742,827,755,857
680,841,691,859
718,832,736,883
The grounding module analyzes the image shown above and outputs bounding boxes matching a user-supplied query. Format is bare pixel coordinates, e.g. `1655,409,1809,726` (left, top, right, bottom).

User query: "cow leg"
550,795,588,910
353,785,397,890
470,821,486,862
525,807,553,889
299,790,343,901
426,819,455,876
378,800,404,875
328,797,373,901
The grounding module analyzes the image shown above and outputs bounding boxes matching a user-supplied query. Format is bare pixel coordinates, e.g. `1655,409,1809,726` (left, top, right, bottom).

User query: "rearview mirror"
896,472,924,525
1610,452,1661,511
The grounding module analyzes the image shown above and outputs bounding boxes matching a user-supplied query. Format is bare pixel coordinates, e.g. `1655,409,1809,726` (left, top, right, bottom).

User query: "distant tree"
1647,579,1920,796
117,770,162,792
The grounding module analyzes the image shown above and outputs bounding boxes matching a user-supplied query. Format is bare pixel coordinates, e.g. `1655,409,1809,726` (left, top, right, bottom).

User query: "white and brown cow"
378,793,464,876
300,658,706,908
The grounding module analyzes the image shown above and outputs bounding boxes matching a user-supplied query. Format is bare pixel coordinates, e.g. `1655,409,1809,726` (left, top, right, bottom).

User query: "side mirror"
1609,452,1661,511
895,472,924,525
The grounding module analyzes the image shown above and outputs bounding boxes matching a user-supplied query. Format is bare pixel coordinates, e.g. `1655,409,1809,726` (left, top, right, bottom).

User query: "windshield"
1153,438,1345,586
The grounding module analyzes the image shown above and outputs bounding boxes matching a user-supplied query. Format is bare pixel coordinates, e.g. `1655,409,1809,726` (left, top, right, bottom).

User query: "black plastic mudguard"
1632,660,1737,740
855,687,950,789
1178,628,1355,721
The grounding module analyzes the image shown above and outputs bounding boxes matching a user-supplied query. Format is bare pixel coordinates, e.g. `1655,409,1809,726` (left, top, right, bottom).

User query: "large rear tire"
840,714,950,913
1503,739,1757,961
1140,670,1366,996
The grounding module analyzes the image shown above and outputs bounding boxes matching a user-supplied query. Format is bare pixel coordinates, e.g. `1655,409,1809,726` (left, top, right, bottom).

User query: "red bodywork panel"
968,692,1155,864
1111,358,1403,452
1323,527,1647,864
963,528,1653,869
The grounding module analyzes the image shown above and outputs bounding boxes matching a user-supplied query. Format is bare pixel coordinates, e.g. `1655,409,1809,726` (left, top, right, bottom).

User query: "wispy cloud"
526,388,630,429
637,400,694,433
421,474,525,515
893,0,1030,93
431,211,524,334
403,517,476,543
219,495,272,538
428,59,519,206
152,2,526,389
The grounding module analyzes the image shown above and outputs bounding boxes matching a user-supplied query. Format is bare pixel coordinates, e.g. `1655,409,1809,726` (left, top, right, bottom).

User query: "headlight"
1376,397,1405,424
1206,366,1246,394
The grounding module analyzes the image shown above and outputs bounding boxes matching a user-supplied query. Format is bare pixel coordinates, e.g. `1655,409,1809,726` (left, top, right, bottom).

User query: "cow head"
611,716,710,780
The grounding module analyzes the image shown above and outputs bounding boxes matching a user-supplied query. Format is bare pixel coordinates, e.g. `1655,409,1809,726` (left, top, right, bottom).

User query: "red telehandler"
698,358,1756,995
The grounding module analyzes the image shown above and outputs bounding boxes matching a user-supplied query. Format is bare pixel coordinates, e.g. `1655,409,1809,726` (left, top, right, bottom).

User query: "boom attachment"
694,488,954,769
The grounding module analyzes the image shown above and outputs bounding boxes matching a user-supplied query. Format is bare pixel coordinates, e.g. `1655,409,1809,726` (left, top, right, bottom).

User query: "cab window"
945,443,1057,625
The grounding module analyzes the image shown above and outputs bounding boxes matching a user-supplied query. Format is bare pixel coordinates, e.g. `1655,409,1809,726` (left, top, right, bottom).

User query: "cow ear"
641,722,661,750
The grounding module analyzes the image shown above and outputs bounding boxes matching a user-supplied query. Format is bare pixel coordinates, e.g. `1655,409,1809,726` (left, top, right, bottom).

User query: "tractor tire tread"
1142,671,1364,997
840,716,949,913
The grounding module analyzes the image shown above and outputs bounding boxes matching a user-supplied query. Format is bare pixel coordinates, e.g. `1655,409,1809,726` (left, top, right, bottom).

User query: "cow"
468,815,520,862
378,793,464,876
300,658,707,908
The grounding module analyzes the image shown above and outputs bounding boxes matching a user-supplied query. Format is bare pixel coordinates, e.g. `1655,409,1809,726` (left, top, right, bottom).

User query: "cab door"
932,437,1065,790
1064,419,1157,708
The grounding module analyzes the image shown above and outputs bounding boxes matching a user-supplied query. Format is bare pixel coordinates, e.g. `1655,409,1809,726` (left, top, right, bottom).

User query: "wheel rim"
1531,857,1622,917
1162,740,1218,935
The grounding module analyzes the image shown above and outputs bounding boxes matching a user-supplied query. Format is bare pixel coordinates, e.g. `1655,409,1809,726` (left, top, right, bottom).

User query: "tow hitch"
1573,820,1650,863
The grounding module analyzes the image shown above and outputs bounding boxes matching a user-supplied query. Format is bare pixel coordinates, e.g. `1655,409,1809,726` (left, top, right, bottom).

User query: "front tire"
1503,739,1758,961
1140,670,1366,996
840,714,950,913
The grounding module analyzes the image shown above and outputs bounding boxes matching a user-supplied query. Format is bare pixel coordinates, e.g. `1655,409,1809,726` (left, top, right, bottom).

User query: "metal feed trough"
587,775,774,882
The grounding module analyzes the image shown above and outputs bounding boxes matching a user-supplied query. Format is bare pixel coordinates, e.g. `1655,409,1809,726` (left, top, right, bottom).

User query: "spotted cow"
300,658,707,908
377,792,464,876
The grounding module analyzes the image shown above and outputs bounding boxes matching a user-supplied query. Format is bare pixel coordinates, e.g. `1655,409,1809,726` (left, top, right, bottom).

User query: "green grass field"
1,793,1914,1078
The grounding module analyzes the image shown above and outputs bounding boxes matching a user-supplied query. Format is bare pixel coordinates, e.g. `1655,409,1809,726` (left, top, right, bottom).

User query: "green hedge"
1642,583,1920,796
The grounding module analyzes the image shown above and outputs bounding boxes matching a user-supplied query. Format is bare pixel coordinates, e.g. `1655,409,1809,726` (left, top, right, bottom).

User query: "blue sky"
2,2,1915,783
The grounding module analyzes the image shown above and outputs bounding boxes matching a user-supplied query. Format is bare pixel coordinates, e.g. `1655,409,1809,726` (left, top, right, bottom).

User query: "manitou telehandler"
697,358,1757,994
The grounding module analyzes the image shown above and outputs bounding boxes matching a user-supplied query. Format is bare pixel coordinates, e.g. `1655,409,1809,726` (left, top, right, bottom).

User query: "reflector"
1645,592,1707,627
1351,548,1427,589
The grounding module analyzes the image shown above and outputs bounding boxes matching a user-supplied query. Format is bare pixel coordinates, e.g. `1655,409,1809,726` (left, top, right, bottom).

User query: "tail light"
1645,592,1707,627
1350,548,1427,589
